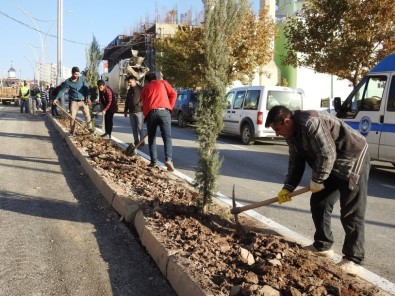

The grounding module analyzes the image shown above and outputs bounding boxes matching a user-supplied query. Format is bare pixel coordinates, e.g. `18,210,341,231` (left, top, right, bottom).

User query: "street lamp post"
57,0,64,85
17,6,57,86
24,56,36,86
25,41,40,86
16,6,45,84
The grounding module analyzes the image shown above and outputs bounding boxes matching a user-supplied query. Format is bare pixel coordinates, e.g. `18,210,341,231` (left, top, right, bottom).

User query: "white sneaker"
165,160,175,172
338,259,363,276
304,244,334,258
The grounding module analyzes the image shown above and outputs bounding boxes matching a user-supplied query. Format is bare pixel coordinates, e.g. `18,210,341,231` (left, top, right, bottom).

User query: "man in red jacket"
141,72,177,171
97,80,118,139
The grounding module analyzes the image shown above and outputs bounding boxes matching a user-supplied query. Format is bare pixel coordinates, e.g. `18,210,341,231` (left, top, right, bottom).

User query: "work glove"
277,188,291,204
310,180,325,193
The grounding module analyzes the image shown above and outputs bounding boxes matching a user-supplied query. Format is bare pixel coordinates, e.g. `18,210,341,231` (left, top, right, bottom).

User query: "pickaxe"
231,186,310,228
55,102,92,134
125,133,148,156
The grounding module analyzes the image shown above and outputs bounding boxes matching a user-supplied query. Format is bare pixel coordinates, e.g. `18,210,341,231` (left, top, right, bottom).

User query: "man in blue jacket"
53,67,93,135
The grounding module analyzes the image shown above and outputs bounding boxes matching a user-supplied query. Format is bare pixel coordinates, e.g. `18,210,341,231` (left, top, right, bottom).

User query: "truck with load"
101,50,149,113
334,53,395,165
0,86,20,105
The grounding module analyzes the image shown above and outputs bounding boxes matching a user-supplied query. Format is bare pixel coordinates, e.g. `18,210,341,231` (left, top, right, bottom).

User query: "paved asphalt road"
0,106,175,296
103,112,395,285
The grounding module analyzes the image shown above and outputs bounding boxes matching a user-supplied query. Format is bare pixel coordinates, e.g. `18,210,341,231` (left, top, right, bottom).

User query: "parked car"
223,85,305,145
171,90,199,127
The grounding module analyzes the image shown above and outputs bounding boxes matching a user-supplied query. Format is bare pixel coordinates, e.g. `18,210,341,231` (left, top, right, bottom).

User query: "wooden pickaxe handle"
231,187,310,214
55,102,91,133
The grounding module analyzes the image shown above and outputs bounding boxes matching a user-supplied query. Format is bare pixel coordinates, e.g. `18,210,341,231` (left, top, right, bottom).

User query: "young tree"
194,0,248,212
154,3,274,88
282,0,395,87
84,35,102,101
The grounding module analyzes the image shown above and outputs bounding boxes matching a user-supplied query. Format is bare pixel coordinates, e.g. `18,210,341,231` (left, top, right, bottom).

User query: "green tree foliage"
194,0,248,212
228,7,275,85
155,26,205,89
282,0,395,87
155,2,274,88
84,35,102,101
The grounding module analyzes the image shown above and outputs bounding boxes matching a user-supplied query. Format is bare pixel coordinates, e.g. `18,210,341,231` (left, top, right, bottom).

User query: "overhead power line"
0,10,90,46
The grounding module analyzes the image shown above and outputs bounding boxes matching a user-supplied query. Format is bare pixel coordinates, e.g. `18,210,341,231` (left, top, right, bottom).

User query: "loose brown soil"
61,122,386,296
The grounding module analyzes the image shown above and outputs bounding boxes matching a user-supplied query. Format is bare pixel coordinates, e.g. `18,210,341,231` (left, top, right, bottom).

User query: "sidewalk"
0,106,175,296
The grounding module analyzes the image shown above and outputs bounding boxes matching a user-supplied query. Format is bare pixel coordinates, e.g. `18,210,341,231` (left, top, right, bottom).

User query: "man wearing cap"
54,66,93,135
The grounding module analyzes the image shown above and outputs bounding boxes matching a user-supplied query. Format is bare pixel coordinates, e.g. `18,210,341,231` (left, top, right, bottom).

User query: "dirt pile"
60,123,385,296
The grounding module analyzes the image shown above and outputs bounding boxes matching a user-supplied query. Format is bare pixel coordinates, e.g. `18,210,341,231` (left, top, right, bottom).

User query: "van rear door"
379,75,395,162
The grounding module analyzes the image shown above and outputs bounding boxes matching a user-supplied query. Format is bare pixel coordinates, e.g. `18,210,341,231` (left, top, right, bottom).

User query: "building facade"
38,63,71,86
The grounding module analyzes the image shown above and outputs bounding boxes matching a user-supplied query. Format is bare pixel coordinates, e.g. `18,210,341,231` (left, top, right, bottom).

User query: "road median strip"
49,115,394,296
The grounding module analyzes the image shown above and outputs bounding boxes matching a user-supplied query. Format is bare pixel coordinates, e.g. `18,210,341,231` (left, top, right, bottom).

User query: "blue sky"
0,0,260,82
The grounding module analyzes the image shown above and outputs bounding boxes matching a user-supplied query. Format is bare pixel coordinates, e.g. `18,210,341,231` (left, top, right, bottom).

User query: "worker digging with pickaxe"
231,105,369,276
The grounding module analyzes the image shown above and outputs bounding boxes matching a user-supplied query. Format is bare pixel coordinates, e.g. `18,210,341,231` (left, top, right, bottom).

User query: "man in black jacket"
124,76,145,146
265,105,369,276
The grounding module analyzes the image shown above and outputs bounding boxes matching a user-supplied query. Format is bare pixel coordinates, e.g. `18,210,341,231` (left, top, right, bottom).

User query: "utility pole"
57,0,64,85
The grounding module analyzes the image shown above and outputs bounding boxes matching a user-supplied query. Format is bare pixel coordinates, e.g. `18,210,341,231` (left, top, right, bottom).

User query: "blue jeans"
34,96,41,109
146,109,172,164
20,99,29,113
129,112,145,145
42,99,47,113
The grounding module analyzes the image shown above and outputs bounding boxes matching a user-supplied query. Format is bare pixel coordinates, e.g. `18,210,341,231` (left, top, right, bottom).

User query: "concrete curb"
50,117,210,295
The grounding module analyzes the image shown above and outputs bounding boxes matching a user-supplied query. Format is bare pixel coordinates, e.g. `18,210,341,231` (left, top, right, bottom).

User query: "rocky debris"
239,247,255,265
56,120,386,296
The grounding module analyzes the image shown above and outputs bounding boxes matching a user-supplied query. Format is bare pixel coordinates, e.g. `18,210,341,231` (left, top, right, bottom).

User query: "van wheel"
178,112,186,127
241,124,255,145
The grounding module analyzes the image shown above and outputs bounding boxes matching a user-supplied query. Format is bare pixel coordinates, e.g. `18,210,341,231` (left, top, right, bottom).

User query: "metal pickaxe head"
125,143,137,156
231,185,246,234
125,133,148,156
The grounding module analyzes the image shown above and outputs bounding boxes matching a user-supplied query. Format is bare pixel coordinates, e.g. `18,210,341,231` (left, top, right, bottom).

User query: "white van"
334,53,395,165
223,85,305,144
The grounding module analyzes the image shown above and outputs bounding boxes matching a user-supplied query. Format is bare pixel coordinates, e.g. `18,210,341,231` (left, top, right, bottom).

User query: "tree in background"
155,26,205,89
83,36,102,126
228,7,275,85
194,0,248,212
84,35,102,101
154,2,274,88
282,0,395,87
